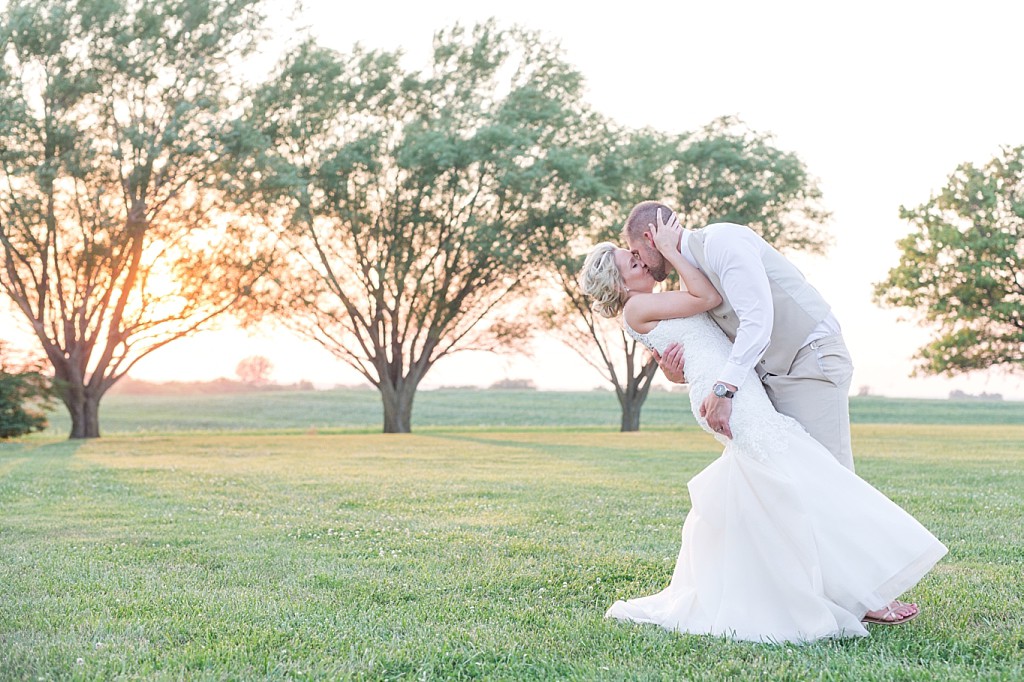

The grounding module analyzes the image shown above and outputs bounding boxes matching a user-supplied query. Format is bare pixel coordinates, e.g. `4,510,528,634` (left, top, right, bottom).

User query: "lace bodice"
625,313,802,459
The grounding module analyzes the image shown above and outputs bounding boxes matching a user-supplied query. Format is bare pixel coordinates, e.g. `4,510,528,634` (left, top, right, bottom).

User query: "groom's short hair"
622,200,672,241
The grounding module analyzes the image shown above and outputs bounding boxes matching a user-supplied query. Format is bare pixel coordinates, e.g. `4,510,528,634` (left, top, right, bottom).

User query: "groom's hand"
653,342,687,383
701,395,734,439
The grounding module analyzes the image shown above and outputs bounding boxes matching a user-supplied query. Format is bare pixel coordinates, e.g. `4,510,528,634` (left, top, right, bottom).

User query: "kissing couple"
580,201,947,643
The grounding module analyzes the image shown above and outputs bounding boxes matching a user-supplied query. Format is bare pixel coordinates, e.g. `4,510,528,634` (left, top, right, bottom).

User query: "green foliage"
2,426,1022,679
229,20,608,431
0,372,50,438
0,0,280,437
874,145,1024,376
673,117,831,253
545,117,831,429
0,343,54,438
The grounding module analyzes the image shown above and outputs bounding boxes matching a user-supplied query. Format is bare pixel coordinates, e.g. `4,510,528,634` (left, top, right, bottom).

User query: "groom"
622,200,855,471
624,200,923,626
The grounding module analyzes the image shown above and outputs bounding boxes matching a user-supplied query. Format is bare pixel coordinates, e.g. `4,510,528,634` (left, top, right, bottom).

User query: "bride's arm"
652,209,720,306
624,210,722,331
625,288,722,332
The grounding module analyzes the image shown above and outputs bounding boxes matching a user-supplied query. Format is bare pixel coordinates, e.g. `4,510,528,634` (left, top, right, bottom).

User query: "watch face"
714,384,725,397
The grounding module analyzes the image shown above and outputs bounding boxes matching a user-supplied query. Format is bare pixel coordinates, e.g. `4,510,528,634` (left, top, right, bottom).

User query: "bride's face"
613,248,655,294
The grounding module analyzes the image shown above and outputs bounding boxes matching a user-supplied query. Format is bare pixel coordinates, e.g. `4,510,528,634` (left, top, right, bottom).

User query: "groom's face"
627,233,669,282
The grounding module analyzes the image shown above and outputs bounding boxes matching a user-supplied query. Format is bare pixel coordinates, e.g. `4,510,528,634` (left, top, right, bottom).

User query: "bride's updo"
580,242,629,318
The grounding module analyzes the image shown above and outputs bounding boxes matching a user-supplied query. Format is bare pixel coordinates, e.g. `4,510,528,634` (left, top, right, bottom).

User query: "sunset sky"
4,0,1023,399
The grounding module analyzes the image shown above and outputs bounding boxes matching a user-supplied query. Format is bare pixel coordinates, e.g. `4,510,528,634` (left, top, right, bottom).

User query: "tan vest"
688,226,831,377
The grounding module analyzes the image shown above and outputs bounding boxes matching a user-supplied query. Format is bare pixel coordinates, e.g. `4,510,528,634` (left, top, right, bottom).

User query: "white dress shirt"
679,224,841,389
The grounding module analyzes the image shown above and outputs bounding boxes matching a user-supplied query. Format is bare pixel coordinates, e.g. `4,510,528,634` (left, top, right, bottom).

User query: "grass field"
41,389,1024,436
3,393,1023,680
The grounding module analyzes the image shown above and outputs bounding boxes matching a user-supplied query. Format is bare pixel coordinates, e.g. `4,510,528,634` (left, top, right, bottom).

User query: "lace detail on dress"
624,313,804,461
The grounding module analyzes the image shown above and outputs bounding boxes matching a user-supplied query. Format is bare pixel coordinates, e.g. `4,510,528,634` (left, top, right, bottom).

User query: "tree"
545,118,831,430
0,341,55,439
544,126,678,431
0,0,279,438
230,22,605,432
874,145,1024,375
236,355,273,385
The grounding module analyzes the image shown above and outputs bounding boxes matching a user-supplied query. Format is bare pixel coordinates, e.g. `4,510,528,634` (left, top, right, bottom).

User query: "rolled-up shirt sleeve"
703,227,773,389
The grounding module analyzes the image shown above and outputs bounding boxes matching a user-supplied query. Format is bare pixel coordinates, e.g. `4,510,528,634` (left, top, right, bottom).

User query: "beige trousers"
761,334,855,472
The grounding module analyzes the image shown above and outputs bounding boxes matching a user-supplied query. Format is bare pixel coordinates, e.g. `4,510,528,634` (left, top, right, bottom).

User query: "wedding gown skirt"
606,314,947,643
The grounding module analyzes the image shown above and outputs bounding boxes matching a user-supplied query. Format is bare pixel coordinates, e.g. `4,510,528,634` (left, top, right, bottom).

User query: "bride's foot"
863,600,919,625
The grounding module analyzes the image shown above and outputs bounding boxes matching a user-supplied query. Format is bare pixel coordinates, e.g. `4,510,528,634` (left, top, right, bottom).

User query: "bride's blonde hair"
580,242,628,318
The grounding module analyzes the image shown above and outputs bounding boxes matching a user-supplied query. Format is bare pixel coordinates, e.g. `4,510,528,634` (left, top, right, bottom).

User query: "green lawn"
2,420,1023,680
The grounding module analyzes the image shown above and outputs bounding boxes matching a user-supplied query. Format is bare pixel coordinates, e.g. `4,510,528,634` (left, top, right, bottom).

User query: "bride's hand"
651,208,683,256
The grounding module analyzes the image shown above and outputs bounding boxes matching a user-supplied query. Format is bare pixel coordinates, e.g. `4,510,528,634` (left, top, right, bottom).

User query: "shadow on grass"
425,431,589,452
23,439,84,457
424,430,716,465
0,438,84,471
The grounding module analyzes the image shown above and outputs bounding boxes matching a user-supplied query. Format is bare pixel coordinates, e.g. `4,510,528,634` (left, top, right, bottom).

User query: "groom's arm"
704,225,774,389
654,344,686,383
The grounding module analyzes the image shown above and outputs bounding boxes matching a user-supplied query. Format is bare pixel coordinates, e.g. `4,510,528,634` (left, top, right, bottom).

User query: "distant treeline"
109,377,317,396
948,390,1003,401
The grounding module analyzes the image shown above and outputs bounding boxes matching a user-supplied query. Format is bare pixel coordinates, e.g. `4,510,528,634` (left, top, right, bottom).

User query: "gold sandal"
862,601,920,625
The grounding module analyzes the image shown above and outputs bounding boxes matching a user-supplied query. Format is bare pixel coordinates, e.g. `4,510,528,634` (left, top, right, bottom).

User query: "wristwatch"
712,382,735,399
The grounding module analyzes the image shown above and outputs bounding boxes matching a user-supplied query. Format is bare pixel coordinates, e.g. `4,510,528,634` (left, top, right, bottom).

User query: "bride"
580,216,947,643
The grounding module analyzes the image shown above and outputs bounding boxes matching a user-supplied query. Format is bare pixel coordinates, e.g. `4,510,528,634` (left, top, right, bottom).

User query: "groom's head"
622,200,673,282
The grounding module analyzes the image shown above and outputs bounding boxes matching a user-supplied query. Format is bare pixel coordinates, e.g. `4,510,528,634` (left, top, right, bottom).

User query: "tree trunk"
617,364,657,432
60,381,101,439
380,382,416,433
619,398,642,432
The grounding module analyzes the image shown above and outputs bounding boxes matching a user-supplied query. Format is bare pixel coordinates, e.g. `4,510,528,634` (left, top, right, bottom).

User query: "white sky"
4,0,1023,399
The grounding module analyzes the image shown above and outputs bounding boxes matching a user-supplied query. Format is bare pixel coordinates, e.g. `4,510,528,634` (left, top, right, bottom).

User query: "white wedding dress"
606,313,948,643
